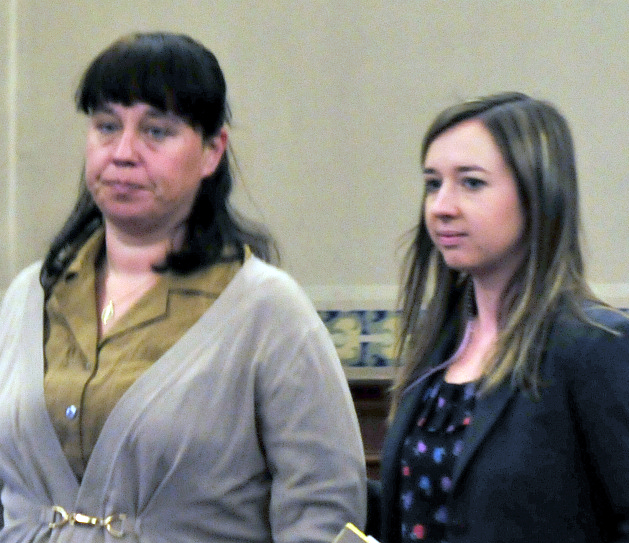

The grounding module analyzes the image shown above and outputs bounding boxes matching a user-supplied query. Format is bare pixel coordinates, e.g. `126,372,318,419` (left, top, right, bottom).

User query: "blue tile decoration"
320,308,629,368
319,310,401,367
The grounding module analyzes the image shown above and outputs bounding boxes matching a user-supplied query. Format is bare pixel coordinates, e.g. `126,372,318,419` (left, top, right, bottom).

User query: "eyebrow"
422,165,488,175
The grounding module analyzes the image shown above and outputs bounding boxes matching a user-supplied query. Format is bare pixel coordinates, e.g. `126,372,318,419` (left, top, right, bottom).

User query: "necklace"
101,300,115,325
100,273,157,326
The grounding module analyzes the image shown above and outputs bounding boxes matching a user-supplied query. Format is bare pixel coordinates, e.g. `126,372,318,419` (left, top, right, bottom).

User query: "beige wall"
2,1,628,307
1,1,14,288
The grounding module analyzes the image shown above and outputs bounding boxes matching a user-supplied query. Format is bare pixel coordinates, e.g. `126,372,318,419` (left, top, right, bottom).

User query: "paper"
332,523,380,543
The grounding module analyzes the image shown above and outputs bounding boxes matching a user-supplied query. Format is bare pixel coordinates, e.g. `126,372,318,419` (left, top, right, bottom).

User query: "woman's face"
85,102,226,238
423,119,526,286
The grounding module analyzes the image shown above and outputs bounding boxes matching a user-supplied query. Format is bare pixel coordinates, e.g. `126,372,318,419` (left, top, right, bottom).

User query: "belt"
45,505,132,538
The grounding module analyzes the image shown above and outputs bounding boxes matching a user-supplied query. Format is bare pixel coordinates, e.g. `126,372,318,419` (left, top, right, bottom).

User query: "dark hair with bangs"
40,32,275,295
76,32,227,139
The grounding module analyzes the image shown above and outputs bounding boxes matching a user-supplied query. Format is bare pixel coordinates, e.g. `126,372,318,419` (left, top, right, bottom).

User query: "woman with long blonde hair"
377,92,629,543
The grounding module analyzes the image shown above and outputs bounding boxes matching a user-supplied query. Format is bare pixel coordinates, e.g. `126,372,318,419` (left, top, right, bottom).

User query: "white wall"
2,1,628,307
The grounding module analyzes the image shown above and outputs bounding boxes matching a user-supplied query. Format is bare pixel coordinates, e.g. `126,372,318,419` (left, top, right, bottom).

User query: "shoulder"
545,303,629,380
0,263,43,347
1,262,42,307
582,302,629,329
225,256,323,331
549,303,629,348
6,262,42,288
238,256,300,289
236,257,315,309
226,258,345,387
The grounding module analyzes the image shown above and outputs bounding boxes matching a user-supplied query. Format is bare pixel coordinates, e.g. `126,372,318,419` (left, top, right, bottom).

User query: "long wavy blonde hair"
392,92,606,415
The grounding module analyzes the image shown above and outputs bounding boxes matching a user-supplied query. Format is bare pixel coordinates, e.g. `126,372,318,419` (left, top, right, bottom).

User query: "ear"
201,127,228,178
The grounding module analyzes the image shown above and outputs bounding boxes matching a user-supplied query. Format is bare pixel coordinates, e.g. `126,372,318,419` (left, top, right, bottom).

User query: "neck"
102,221,184,275
97,223,173,335
444,279,503,384
470,276,505,336
468,249,525,330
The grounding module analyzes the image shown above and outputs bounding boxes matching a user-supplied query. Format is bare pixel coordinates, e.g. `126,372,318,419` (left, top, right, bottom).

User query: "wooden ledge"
343,365,397,384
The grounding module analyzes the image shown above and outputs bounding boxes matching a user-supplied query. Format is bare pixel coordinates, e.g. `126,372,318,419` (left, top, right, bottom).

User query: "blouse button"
65,405,78,420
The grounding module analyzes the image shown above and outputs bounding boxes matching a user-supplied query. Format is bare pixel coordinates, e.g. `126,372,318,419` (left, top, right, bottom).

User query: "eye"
93,119,120,135
424,177,441,193
462,176,486,190
144,125,173,141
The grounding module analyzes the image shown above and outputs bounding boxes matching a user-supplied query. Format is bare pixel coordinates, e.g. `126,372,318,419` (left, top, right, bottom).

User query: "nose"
426,181,459,219
112,127,139,165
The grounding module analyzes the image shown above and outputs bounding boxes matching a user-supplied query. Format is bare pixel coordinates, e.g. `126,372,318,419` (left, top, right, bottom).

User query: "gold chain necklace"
100,274,157,326
100,300,115,326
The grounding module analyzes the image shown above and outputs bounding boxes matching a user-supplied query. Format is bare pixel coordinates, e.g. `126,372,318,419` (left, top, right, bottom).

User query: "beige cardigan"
0,257,366,542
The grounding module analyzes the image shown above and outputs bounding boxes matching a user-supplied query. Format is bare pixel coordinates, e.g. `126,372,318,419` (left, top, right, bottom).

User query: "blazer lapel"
384,316,461,483
380,369,435,542
381,322,460,539
383,363,447,476
451,382,516,488
384,315,517,506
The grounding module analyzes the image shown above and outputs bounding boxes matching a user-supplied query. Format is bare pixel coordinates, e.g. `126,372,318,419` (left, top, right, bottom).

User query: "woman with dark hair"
0,32,366,542
377,92,629,543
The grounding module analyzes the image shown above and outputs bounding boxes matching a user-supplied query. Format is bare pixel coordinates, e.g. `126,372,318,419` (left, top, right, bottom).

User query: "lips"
434,231,466,247
98,178,152,197
102,179,147,190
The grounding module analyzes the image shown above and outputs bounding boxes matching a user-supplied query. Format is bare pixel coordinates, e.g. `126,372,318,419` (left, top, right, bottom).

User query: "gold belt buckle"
48,505,69,529
103,513,127,538
48,506,127,538
71,512,101,527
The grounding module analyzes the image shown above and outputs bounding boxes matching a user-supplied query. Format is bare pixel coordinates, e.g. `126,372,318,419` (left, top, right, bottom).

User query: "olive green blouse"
43,229,242,480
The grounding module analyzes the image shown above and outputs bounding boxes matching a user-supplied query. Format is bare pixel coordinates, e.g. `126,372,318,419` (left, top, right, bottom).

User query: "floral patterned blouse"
399,372,476,542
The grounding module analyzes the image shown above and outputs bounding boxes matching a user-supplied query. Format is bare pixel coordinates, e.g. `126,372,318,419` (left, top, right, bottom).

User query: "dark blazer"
379,306,629,543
